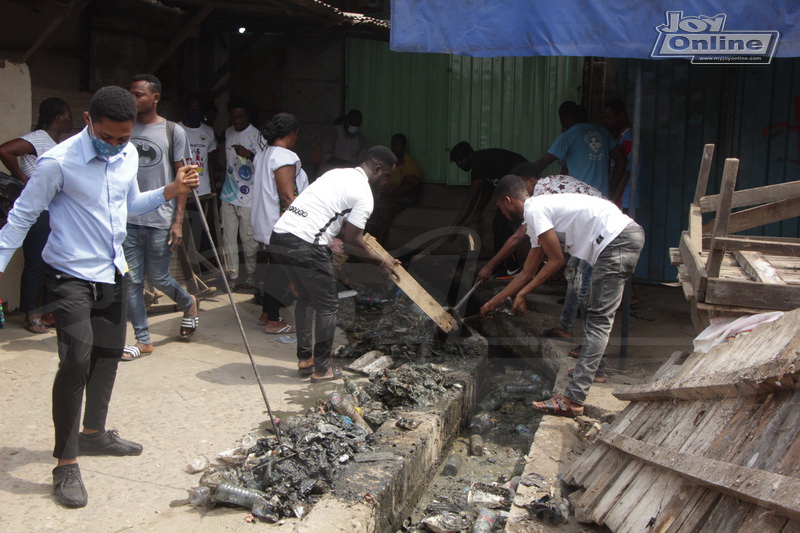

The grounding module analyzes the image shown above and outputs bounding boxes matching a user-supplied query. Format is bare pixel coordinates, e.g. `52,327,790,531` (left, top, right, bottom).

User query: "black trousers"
270,232,337,372
45,267,126,459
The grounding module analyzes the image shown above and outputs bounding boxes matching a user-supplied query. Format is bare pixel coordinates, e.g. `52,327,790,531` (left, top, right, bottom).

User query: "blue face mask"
89,118,127,158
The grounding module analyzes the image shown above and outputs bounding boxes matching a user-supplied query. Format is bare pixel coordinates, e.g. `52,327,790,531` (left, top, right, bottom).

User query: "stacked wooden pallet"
563,309,800,531
671,144,800,332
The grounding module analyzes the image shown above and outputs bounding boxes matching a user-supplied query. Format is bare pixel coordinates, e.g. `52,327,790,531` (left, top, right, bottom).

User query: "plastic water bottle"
471,508,497,533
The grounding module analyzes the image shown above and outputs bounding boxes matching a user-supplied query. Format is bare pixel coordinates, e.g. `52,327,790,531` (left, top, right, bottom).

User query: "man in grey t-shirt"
122,74,198,360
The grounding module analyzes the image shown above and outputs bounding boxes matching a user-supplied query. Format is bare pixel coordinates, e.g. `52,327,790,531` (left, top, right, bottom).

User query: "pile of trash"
186,410,374,522
186,363,462,522
337,290,487,362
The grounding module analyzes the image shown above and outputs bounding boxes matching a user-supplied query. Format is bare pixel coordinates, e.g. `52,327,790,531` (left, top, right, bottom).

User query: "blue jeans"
565,225,644,405
558,257,592,334
123,224,194,345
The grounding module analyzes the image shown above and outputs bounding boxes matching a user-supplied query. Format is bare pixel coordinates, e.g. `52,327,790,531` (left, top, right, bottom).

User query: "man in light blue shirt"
0,86,198,509
533,101,626,198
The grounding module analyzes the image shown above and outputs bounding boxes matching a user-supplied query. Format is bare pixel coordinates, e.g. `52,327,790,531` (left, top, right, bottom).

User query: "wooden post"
705,158,739,278
693,143,715,204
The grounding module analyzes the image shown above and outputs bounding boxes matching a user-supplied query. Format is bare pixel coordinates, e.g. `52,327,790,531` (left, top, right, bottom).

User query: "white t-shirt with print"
252,145,309,244
273,167,373,246
180,122,218,196
524,193,632,266
221,124,263,207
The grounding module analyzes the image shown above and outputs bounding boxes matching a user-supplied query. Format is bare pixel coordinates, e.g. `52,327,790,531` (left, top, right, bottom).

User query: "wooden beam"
21,0,93,65
706,158,739,278
703,196,800,235
711,237,800,257
598,431,800,522
704,277,800,310
363,234,457,333
693,144,715,204
679,231,709,301
700,180,800,213
733,251,786,284
149,3,216,73
688,203,703,251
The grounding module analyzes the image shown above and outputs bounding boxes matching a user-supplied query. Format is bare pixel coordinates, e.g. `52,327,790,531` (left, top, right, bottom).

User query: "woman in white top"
0,97,73,333
252,112,308,334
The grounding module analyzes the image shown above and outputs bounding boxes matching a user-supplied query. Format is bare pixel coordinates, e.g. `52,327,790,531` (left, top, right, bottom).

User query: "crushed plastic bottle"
329,391,372,433
188,485,211,506
470,434,484,457
516,424,533,436
214,482,278,522
471,508,497,533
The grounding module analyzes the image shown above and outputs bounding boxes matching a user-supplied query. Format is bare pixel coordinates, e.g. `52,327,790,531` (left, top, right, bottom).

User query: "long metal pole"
183,161,283,441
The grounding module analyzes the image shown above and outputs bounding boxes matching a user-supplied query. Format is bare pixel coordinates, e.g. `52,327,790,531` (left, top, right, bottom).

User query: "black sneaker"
78,429,143,456
52,464,88,508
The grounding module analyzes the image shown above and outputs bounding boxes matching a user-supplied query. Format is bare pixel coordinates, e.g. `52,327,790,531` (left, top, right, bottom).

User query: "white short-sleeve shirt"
272,167,373,246
524,193,632,266
252,145,308,244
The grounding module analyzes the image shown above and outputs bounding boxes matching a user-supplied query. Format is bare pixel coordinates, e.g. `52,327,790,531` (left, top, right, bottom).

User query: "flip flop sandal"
298,364,314,376
567,368,607,383
180,316,199,338
24,317,49,334
531,394,583,417
121,345,153,362
569,345,583,358
264,324,296,335
310,367,342,383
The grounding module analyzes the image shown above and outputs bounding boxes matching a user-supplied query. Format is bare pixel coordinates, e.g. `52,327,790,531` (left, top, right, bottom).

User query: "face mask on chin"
346,125,359,135
89,118,127,158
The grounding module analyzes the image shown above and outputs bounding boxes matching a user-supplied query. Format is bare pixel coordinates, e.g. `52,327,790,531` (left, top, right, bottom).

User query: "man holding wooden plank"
270,146,400,383
481,175,644,417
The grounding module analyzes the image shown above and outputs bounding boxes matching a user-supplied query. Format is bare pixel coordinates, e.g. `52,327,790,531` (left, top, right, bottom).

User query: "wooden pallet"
671,144,800,332
564,309,800,532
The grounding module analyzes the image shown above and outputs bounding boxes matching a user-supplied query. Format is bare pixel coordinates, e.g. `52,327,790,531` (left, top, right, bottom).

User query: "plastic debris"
469,434,484,457
467,482,514,509
422,512,471,533
186,455,211,474
468,413,494,434
442,454,462,477
471,508,498,533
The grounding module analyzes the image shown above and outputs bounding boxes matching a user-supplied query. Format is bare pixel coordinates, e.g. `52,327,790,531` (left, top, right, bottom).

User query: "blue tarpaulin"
390,1,800,59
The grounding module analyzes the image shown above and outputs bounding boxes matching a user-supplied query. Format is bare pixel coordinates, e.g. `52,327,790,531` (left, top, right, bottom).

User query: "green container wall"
345,39,583,184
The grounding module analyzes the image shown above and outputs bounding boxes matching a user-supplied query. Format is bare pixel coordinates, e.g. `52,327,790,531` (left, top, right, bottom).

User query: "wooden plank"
363,234,456,333
679,231,709,301
653,487,719,533
700,180,800,213
711,237,800,257
694,144,715,204
599,431,800,522
702,495,754,532
609,468,686,532
689,203,704,251
703,197,800,235
706,158,739,278
737,508,789,533
705,278,800,310
733,251,786,284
